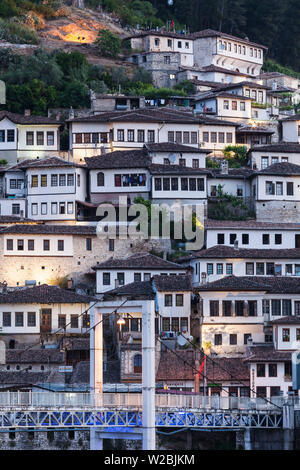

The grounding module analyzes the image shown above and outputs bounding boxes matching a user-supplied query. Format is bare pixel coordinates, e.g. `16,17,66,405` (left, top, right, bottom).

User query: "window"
207,263,213,275
58,315,66,328
103,273,110,285
177,41,182,48
230,234,236,244
261,157,269,169
248,301,257,316
171,178,178,191
272,299,281,316
276,182,283,195
285,361,292,378
256,263,265,275
134,273,141,282
127,129,134,142
31,175,38,187
3,312,11,327
75,133,82,144
168,131,174,142
286,264,293,276
144,273,151,282
240,102,246,111
192,159,199,169
51,202,57,215
31,203,38,216
176,294,184,306
214,334,222,346
7,129,14,142
167,39,172,47
84,133,90,144
117,273,124,286
179,158,186,167
183,131,189,144
147,130,155,143
27,312,36,327
266,262,274,275
165,294,172,307
257,364,265,377
226,132,233,143
154,38,160,46
43,239,50,251
282,299,291,316
59,202,65,214
211,132,217,143
223,301,232,317
17,239,24,251
163,178,170,191
217,263,223,275
12,204,20,215
203,132,209,142
232,101,237,110
26,132,34,146
67,202,73,214
269,364,277,377
230,334,237,345
137,130,144,142
92,133,99,144
28,239,34,251
235,301,245,316
217,233,225,244
283,328,290,342
67,174,74,186
71,315,79,328
117,129,124,141
176,132,182,144
134,354,142,373
226,263,233,275
57,240,64,251
164,56,170,64
224,100,229,110
246,263,254,275
257,386,266,398
287,182,294,196
108,239,114,252
275,234,282,245
59,174,66,186
51,174,58,187
218,132,225,143
41,175,47,187
97,172,104,186
0,130,5,142
210,301,219,317
242,234,249,245
37,132,44,146
262,234,270,245
6,239,13,251
86,238,92,251
295,301,300,316
41,203,47,215
266,181,275,195
191,132,198,144
15,312,24,327
47,132,54,146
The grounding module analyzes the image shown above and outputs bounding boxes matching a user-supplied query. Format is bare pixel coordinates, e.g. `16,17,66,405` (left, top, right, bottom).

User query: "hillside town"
1,19,300,451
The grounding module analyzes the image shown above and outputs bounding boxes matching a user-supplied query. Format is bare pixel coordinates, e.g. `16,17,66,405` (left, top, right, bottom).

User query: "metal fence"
0,391,289,411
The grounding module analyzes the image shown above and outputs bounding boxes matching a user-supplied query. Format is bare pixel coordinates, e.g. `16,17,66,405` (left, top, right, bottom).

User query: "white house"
0,111,61,163
249,143,300,170
93,252,186,293
194,91,252,122
280,114,300,143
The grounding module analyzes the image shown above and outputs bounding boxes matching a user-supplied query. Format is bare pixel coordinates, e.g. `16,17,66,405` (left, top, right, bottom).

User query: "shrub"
94,28,121,58
0,18,39,44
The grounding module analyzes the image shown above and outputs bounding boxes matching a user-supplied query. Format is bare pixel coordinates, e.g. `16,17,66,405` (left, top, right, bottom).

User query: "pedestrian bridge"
0,392,284,430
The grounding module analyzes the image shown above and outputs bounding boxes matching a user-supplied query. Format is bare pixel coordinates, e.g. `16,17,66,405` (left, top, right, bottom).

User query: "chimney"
67,278,73,289
234,239,239,251
69,106,74,120
272,81,277,91
24,109,31,117
201,272,207,284
220,160,228,175
100,146,106,156
115,279,119,288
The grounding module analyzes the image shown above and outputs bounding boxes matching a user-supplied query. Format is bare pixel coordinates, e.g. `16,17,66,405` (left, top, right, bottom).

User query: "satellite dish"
168,153,176,164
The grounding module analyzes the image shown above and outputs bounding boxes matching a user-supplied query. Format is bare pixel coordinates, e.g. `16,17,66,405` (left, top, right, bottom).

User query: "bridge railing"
0,391,287,410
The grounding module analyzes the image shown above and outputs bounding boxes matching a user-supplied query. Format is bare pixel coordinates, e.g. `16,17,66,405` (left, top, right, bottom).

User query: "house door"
40,309,52,333
296,235,300,248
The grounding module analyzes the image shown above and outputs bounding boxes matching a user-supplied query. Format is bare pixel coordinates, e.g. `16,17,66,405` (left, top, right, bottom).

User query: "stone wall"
0,429,89,450
255,200,300,223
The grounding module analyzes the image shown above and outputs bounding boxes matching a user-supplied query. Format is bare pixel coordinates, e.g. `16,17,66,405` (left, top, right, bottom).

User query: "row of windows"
6,237,93,252
219,40,262,58
31,201,74,216
161,317,188,332
2,312,36,327
117,129,155,143
257,362,291,378
114,173,147,187
167,131,198,145
202,132,233,144
6,238,65,252
31,174,80,188
244,89,264,102
74,132,109,144
261,156,289,169
154,177,205,192
154,37,190,49
164,294,184,307
0,129,15,143
216,232,283,246
210,185,243,197
214,332,252,346
26,131,55,146
265,181,294,196
223,100,246,111
210,300,258,317
209,299,300,317
245,262,300,276
102,272,152,285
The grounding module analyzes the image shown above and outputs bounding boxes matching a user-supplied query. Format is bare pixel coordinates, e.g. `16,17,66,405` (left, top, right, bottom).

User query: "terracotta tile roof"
195,275,300,294
245,345,291,363
85,149,151,169
204,219,300,230
0,216,36,224
250,142,300,153
210,167,254,178
1,224,97,235
237,125,274,134
217,81,270,90
153,274,192,292
0,284,93,304
156,350,249,381
279,113,300,122
9,156,82,170
92,252,184,270
0,371,51,385
193,245,300,260
256,162,300,175
103,280,155,299
0,111,62,125
145,142,210,153
195,91,253,101
6,349,64,364
271,316,300,325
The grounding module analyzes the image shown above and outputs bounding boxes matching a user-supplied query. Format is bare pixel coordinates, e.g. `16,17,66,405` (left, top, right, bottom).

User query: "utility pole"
90,304,103,450
142,300,156,450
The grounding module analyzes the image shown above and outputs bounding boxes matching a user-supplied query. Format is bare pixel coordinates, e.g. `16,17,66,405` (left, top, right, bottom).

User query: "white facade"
281,118,300,143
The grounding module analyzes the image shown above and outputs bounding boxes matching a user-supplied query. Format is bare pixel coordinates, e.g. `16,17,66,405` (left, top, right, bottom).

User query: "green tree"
94,29,121,58
57,80,90,109
6,79,57,114
0,0,18,18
